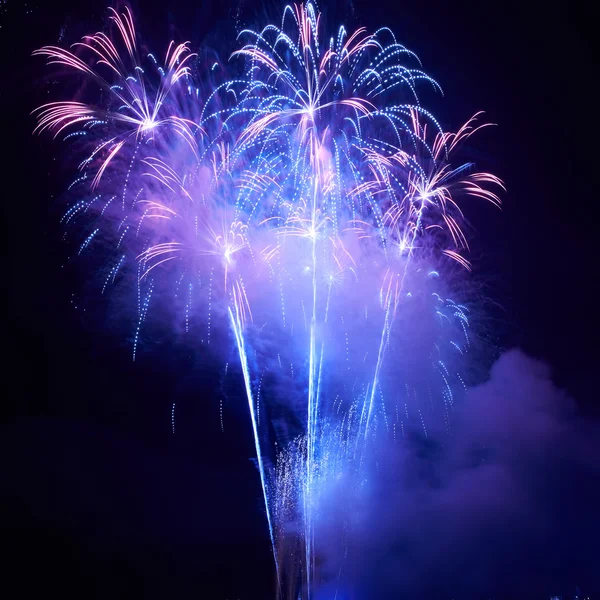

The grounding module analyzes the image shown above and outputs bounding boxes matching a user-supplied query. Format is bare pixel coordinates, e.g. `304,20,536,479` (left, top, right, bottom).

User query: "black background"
1,0,598,598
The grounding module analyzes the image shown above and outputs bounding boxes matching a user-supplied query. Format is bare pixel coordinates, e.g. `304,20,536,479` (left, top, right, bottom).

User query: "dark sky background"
1,0,598,598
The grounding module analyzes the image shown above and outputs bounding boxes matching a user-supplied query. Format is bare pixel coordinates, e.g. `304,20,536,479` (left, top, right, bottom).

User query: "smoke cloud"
316,350,600,599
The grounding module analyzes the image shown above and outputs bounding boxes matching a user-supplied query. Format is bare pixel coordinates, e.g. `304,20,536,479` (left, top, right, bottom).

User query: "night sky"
1,0,598,598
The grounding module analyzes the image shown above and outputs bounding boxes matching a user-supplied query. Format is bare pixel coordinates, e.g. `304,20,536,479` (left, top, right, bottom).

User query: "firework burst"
34,3,502,597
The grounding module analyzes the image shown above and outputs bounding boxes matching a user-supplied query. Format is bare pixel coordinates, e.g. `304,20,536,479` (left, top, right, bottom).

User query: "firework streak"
34,3,502,597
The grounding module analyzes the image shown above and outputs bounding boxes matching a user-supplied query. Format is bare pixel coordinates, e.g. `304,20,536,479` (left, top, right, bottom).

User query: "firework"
34,3,502,597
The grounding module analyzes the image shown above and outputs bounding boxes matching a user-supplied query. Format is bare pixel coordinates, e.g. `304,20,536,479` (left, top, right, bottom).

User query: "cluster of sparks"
34,3,503,597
